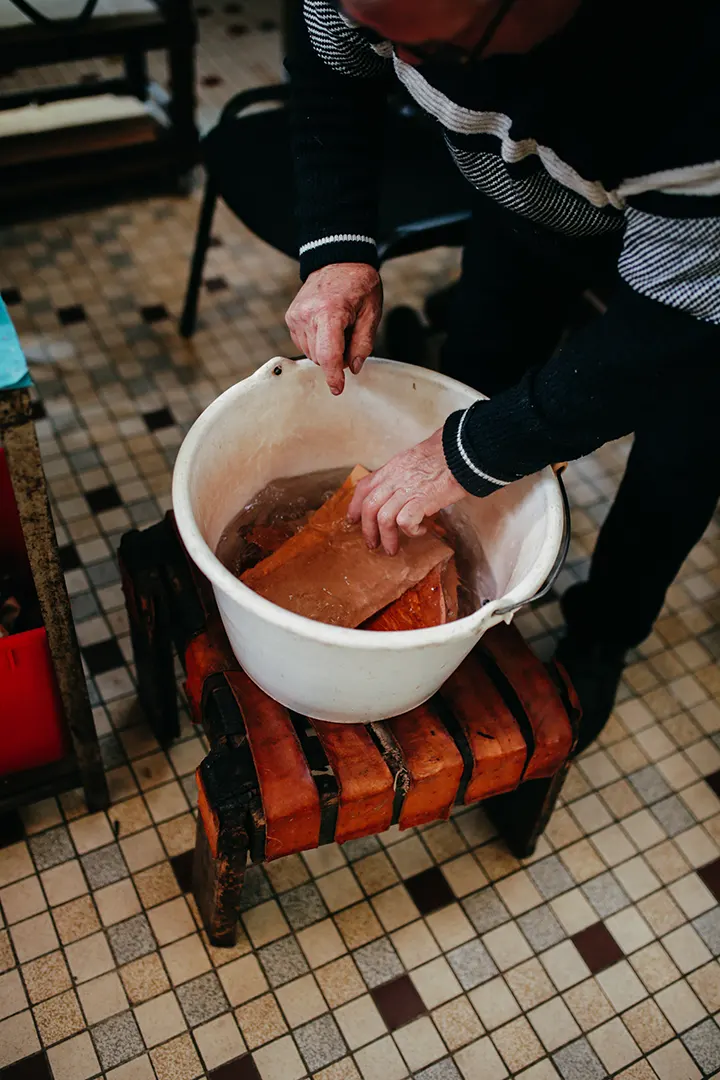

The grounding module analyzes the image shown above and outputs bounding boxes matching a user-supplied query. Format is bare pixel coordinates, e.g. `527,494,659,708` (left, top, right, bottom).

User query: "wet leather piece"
241,466,454,629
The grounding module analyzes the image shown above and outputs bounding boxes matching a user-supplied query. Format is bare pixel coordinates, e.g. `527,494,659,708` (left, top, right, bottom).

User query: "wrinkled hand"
285,263,383,395
348,428,467,555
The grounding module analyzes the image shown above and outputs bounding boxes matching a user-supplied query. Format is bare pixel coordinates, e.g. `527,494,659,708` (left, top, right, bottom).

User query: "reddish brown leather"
226,670,321,859
241,467,452,628
481,622,574,779
184,619,236,722
196,768,219,857
440,652,527,802
387,702,464,828
311,720,395,843
363,560,458,631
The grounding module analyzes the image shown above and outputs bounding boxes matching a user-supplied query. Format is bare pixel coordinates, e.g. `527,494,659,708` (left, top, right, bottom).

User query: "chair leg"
180,180,218,339
193,815,248,947
484,763,570,859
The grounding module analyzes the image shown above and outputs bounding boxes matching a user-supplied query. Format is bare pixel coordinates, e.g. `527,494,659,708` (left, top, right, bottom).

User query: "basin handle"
493,464,570,618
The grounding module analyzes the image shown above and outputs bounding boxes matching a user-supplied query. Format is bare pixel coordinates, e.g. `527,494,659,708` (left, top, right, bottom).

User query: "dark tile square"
371,974,426,1031
405,867,455,915
1,286,22,306
0,1052,52,1079
196,4,212,15
140,304,169,324
279,882,327,930
107,913,156,965
58,543,81,572
205,275,229,292
202,74,224,87
177,971,229,1026
170,849,195,893
143,407,174,432
209,236,223,248
227,24,247,36
259,17,277,30
223,2,243,12
30,400,46,421
707,769,720,800
209,1055,261,1080
698,857,720,903
85,484,122,514
29,826,74,871
57,304,86,326
82,638,125,675
571,922,623,974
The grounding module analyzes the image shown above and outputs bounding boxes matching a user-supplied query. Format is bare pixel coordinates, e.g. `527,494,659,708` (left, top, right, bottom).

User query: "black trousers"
441,203,720,649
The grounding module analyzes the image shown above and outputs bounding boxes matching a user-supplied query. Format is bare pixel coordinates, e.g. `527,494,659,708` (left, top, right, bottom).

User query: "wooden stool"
120,514,579,946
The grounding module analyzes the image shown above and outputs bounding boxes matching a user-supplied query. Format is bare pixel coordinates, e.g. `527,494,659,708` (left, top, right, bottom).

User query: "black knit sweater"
286,0,720,496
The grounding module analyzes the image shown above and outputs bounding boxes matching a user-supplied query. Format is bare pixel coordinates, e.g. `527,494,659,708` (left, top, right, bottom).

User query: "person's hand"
285,263,383,395
348,428,467,555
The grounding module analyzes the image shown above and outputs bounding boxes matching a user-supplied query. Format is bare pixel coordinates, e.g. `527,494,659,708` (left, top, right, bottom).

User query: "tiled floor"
1,3,719,1079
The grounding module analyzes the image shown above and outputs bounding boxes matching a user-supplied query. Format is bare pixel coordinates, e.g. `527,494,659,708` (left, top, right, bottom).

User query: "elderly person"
284,0,720,753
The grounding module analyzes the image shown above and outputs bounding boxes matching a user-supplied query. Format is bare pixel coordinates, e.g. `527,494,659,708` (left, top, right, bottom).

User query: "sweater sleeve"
443,279,720,497
284,0,391,280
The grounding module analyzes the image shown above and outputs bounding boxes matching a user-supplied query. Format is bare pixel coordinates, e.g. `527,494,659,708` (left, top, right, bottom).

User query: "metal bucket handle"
494,463,570,618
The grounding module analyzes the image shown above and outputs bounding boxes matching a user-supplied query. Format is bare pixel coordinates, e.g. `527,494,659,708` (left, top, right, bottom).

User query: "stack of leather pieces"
240,466,459,631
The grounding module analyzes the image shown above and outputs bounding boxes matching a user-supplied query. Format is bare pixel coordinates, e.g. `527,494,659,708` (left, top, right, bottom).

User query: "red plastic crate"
0,448,66,776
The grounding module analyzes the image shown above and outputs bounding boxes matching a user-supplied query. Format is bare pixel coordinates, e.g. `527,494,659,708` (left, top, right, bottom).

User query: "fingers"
397,499,427,539
348,474,374,523
361,480,396,551
314,316,348,395
376,490,408,555
346,298,381,375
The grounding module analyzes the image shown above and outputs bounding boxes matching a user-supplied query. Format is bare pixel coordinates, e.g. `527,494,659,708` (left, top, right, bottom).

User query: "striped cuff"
442,405,512,497
299,233,379,280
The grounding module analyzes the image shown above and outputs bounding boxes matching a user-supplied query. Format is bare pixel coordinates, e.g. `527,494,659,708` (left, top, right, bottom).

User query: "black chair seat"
202,100,472,261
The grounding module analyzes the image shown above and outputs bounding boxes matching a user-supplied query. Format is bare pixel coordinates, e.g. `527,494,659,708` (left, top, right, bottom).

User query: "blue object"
0,296,31,391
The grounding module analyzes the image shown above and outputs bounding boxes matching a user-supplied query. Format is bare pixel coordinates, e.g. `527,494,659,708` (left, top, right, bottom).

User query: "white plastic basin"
173,357,568,723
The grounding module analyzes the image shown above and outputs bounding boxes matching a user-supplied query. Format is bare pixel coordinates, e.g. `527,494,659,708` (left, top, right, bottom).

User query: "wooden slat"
310,720,394,843
386,701,465,829
481,623,574,779
195,767,219,858
184,617,236,723
226,671,321,859
440,652,527,802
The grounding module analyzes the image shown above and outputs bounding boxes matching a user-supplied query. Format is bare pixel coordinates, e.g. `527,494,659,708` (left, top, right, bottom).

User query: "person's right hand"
285,263,383,395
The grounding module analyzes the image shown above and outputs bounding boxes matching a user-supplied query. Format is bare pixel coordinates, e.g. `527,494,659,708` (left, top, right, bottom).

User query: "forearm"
285,1,389,279
444,282,720,496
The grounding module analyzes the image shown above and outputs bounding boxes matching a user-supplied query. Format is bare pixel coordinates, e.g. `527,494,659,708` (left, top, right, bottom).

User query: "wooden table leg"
484,762,570,859
193,811,249,947
3,403,108,812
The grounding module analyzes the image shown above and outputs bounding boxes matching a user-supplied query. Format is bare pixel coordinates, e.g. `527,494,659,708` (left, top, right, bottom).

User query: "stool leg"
193,816,248,947
484,764,569,859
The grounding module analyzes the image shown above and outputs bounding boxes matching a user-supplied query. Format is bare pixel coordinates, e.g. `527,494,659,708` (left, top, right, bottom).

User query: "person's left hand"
347,428,467,555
